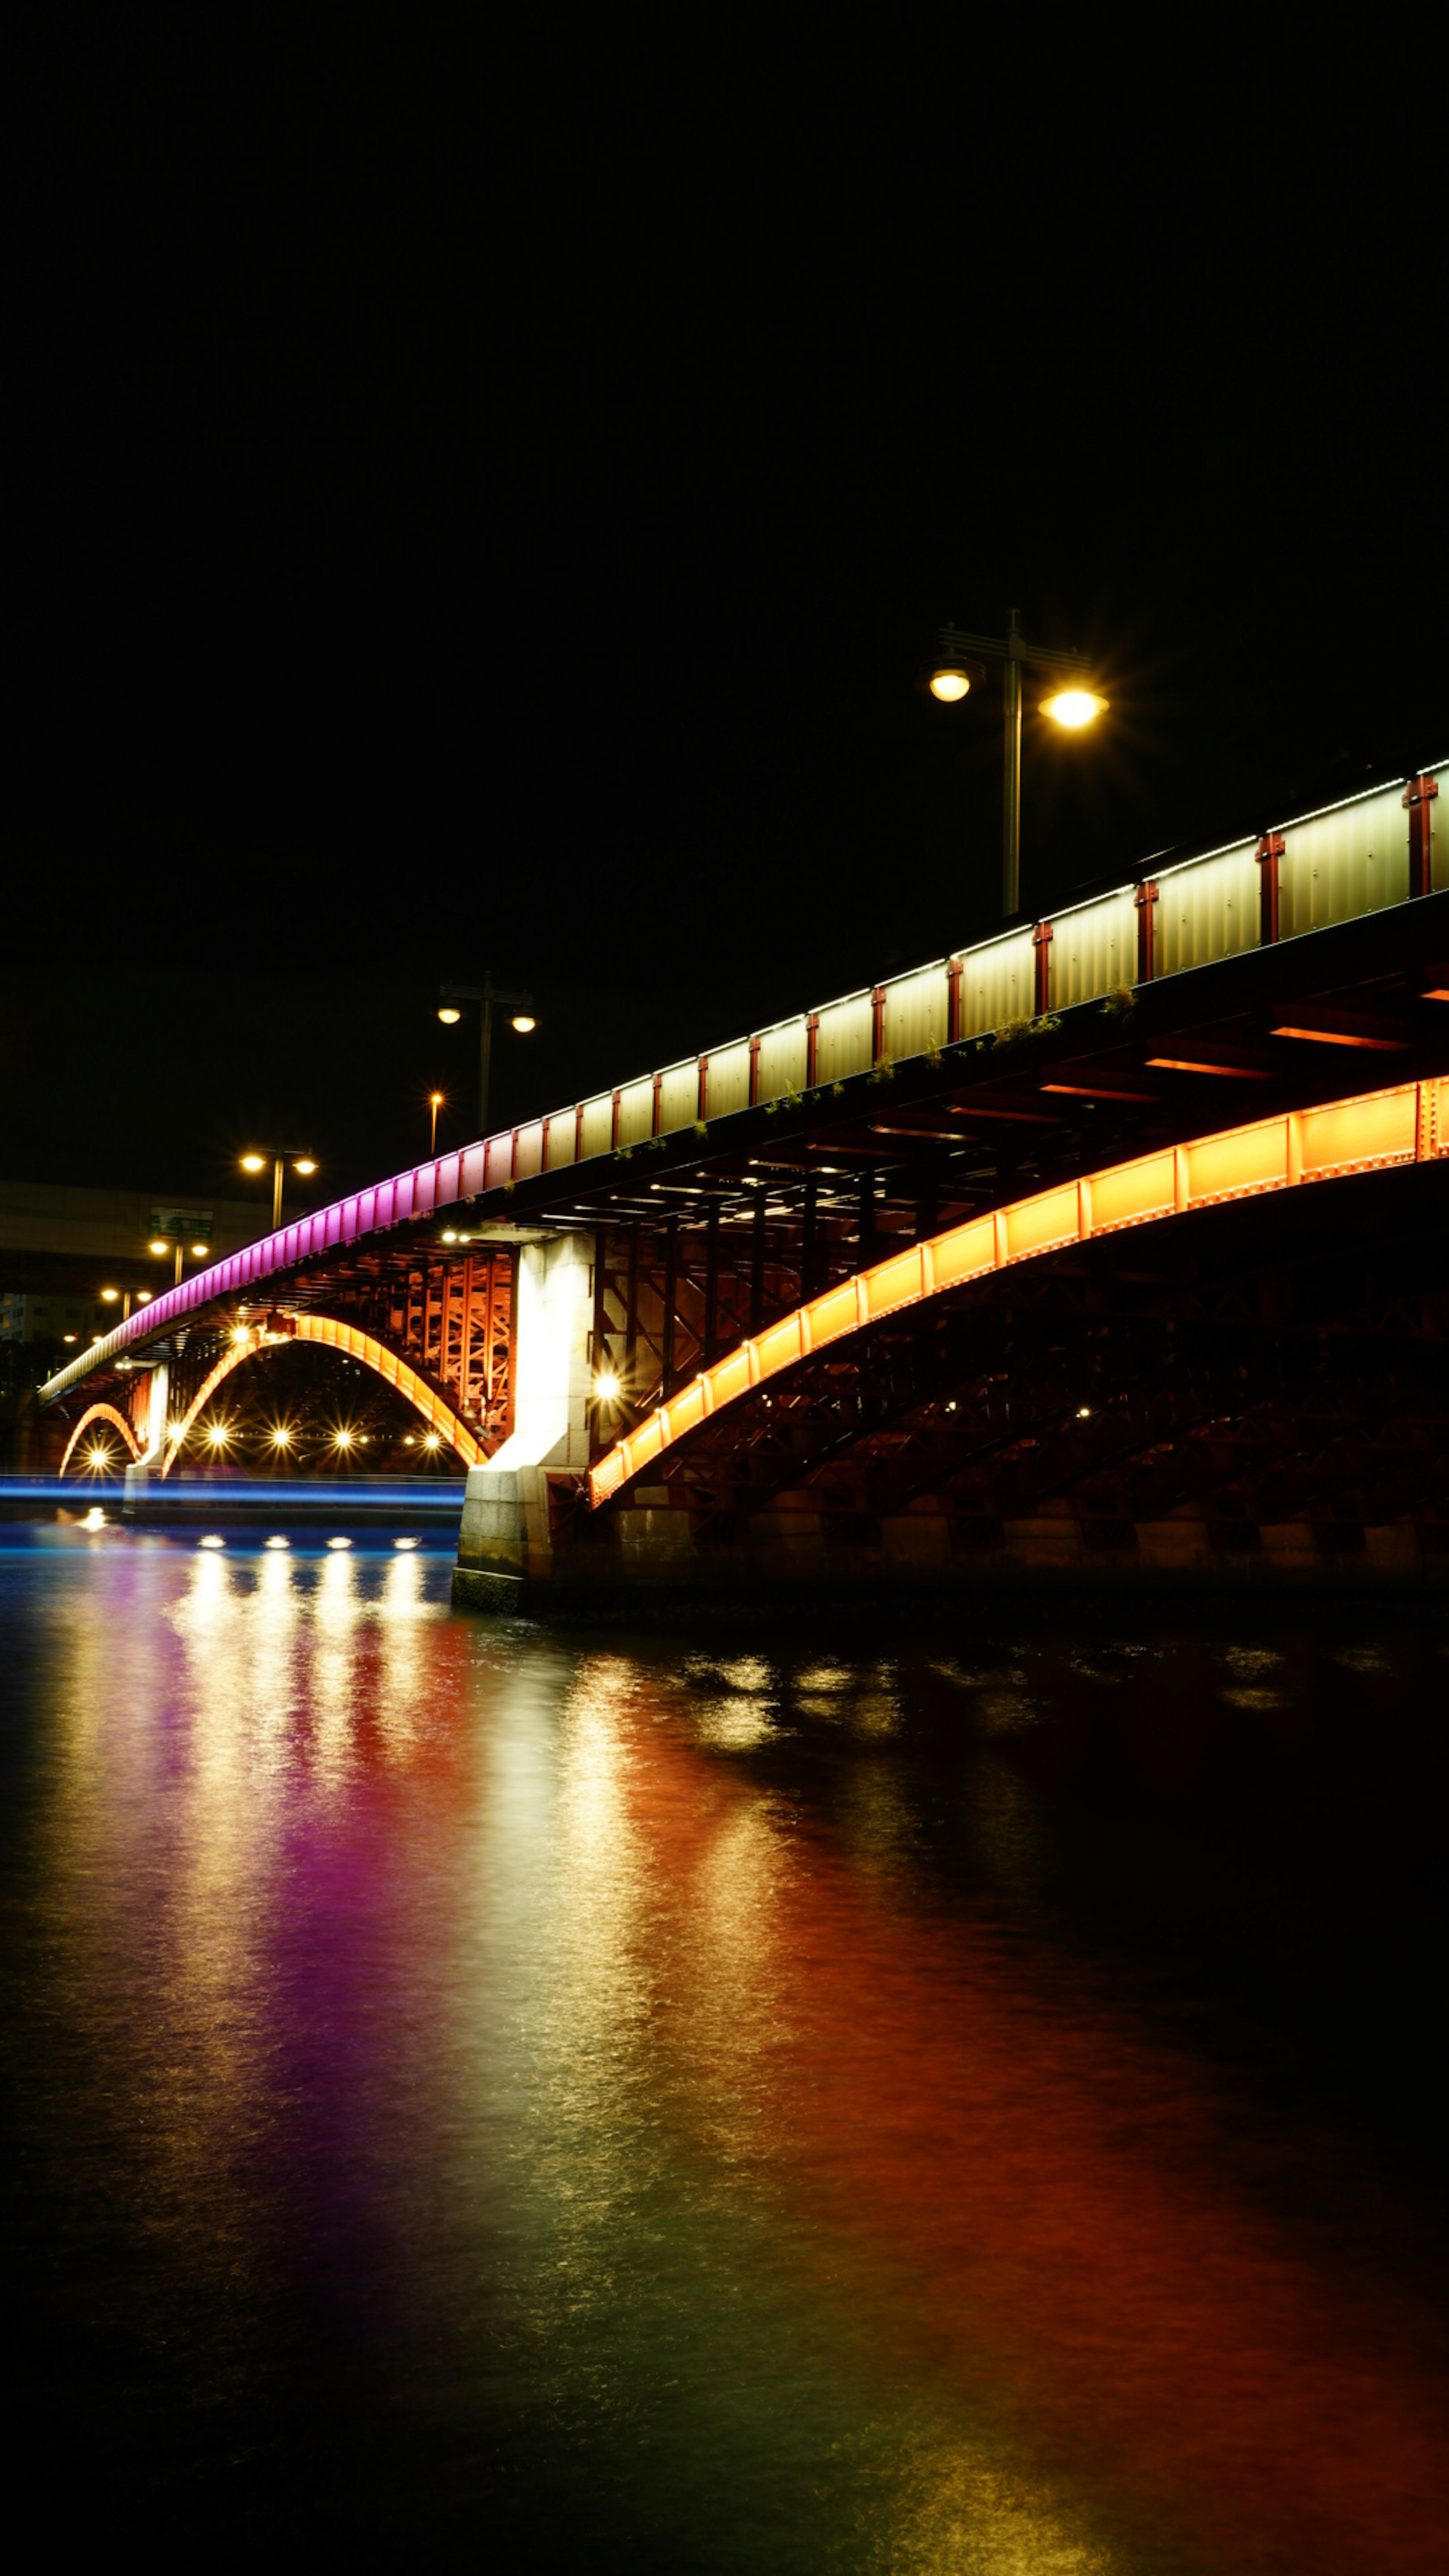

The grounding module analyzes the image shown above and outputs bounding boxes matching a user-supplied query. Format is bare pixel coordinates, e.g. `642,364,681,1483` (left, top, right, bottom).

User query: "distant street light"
241,1148,318,1231
929,609,1109,915
437,974,536,1135
429,1091,445,1156
148,1219,211,1284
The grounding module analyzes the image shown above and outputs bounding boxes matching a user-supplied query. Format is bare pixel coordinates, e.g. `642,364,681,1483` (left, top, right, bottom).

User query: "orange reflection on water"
609,1666,1449,2576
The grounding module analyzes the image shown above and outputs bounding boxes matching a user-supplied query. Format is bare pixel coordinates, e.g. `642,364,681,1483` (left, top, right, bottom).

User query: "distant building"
0,1291,114,1346
0,1181,300,1335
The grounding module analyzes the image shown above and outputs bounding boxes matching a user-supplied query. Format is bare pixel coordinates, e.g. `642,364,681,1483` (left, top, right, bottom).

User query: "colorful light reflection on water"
2,1536,1447,2569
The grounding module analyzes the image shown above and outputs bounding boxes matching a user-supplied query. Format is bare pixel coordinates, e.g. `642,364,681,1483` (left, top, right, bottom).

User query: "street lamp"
428,1091,445,1156
437,974,536,1135
149,1231,207,1287
929,609,1108,915
241,1149,319,1231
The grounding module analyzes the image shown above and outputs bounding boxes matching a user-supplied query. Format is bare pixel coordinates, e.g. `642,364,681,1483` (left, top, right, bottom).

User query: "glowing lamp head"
87,1445,109,1471
101,1288,119,1303
423,1432,441,1451
333,1428,353,1449
594,1369,622,1404
437,1006,462,1026
271,1425,291,1446
231,1324,250,1347
928,666,971,703
191,1244,209,1258
429,1091,444,1107
206,1423,228,1448
294,1157,317,1178
511,1014,536,1035
241,1153,266,1173
149,1238,169,1255
136,1290,151,1304
1041,688,1107,729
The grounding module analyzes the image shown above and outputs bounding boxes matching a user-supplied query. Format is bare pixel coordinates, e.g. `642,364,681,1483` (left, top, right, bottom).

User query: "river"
2,1526,1446,2570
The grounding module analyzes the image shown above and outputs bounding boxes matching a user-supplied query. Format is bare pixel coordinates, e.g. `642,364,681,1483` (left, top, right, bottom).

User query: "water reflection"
3,1547,1447,2569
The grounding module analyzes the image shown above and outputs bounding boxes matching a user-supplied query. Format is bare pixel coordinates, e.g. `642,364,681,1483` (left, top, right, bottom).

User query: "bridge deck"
39,762,1448,1460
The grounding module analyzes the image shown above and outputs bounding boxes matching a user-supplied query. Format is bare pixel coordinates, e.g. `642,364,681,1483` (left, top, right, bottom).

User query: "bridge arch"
59,1404,143,1476
161,1314,487,1475
591,1077,1447,1506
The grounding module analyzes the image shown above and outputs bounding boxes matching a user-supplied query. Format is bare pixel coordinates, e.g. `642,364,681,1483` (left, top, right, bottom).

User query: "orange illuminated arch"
59,1403,142,1476
161,1314,485,1473
591,1076,1449,1506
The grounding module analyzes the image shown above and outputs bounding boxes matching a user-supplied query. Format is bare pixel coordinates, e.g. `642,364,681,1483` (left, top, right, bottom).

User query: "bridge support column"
454,1232,592,1608
122,1364,168,1507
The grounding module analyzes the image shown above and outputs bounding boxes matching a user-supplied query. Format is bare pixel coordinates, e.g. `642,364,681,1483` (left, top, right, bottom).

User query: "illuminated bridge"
40,761,1449,1595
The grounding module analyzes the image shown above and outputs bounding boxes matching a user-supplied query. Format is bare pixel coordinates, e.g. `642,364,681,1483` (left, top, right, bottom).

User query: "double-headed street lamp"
437,975,536,1136
241,1148,318,1232
929,609,1108,916
149,1228,211,1287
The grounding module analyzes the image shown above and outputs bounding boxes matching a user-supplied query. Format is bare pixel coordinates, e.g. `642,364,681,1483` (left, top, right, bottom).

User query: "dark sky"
7,22,1444,1200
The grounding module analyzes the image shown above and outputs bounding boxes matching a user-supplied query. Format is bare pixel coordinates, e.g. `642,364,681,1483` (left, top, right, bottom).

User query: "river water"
2,1528,1447,2571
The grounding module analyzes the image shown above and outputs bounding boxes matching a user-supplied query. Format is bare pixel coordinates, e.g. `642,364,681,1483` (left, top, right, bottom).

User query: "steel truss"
586,1166,1449,1549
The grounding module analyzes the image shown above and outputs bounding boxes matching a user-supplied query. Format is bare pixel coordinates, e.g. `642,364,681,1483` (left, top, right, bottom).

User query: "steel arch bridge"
40,758,1449,1574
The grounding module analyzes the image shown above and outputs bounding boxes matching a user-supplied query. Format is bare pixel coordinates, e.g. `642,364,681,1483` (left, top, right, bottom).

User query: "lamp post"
149,1232,211,1286
437,975,536,1136
241,1149,318,1232
929,609,1108,916
429,1092,445,1157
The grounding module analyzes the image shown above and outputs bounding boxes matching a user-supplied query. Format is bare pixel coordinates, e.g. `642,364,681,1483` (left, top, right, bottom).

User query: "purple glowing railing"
40,1138,501,1402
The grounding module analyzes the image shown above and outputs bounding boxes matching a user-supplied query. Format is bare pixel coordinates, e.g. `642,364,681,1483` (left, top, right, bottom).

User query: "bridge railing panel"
515,1121,545,1182
815,992,874,1083
1278,783,1409,940
755,1018,809,1103
484,1136,512,1190
1049,889,1134,1010
544,1114,575,1172
658,1060,700,1135
1155,840,1258,978
704,1041,751,1118
617,1078,654,1148
580,1095,614,1161
461,1144,487,1196
881,965,948,1064
960,928,1034,1036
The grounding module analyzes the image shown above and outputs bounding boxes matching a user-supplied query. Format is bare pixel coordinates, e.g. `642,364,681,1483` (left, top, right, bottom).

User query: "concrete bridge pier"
122,1363,168,1508
453,1233,592,1609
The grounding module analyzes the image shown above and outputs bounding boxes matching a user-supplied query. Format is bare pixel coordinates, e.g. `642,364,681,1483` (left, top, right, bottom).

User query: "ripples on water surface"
1,1530,1447,2570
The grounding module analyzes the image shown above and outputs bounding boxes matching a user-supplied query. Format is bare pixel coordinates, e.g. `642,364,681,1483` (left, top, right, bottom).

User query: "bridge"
39,760,1449,1594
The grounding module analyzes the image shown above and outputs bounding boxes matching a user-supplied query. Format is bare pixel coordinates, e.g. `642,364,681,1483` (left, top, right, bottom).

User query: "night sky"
7,23,1444,1203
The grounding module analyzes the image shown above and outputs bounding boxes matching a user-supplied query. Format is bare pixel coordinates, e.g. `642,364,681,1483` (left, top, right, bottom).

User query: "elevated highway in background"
39,761,1449,1592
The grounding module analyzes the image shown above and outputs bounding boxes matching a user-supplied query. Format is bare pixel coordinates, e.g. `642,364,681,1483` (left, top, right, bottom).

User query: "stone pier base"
454,1487,1449,1618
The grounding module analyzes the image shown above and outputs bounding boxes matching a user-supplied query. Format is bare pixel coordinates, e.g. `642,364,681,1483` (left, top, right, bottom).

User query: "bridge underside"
476,1159,1449,1598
